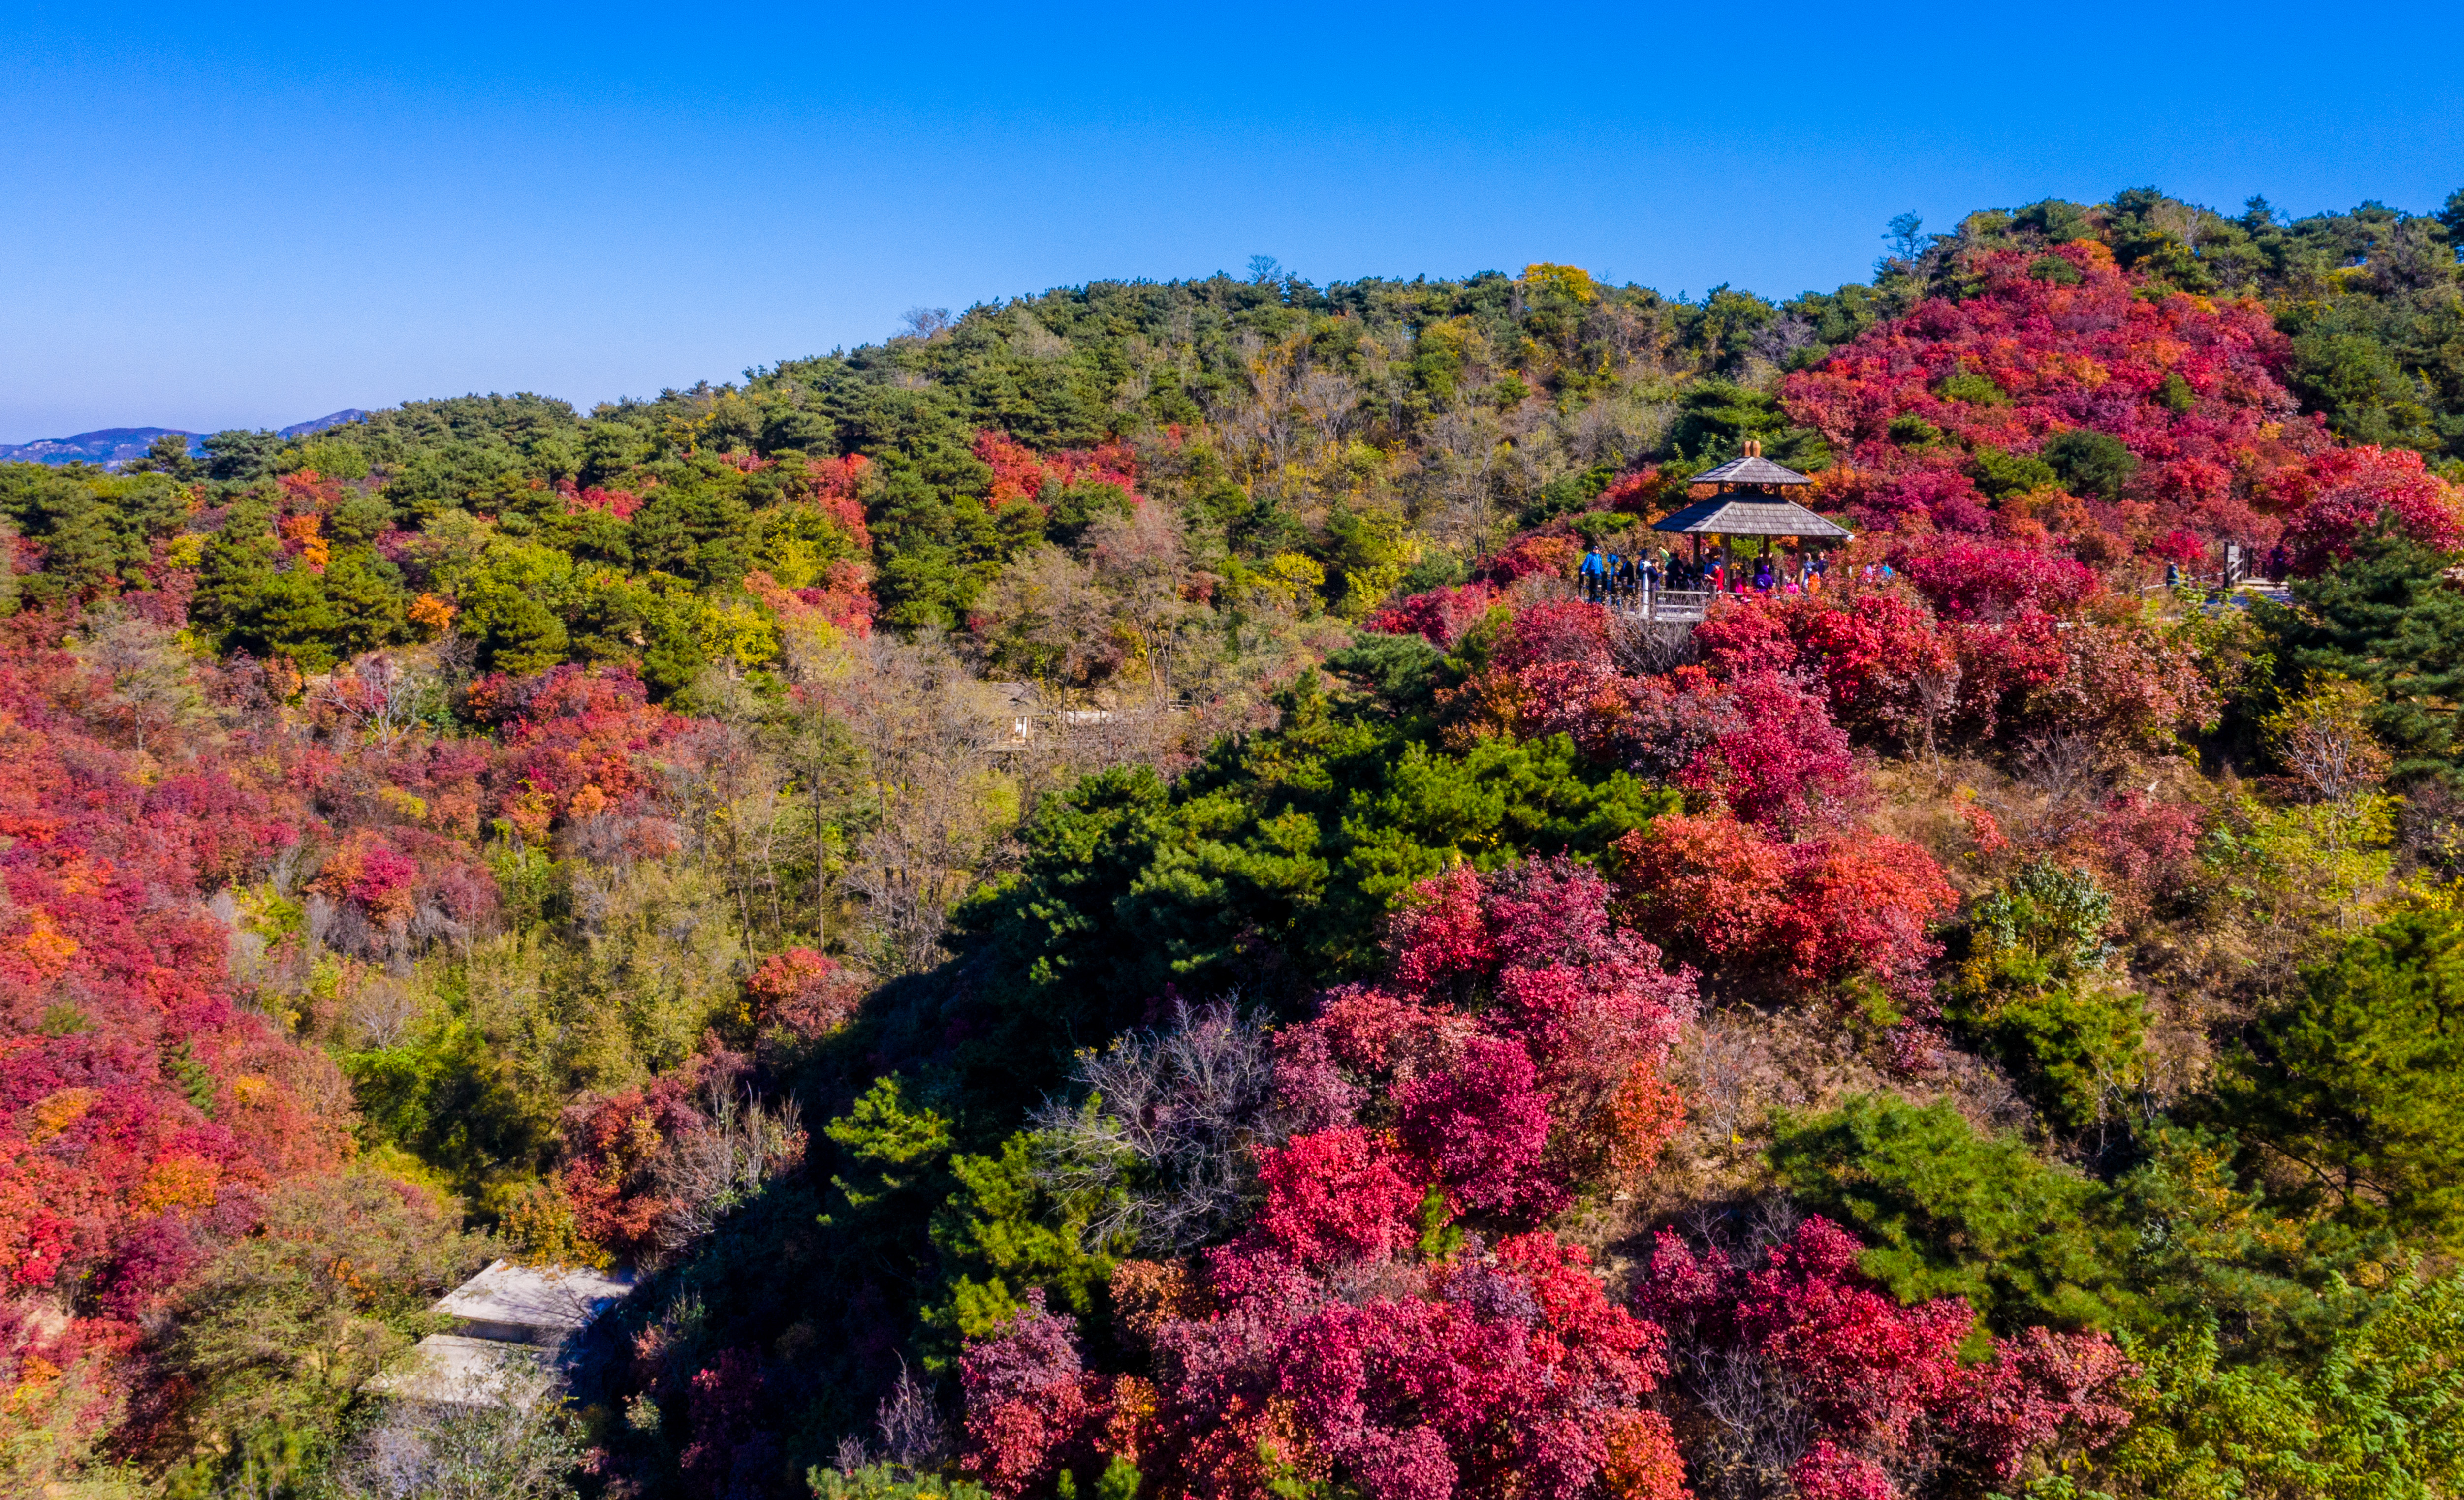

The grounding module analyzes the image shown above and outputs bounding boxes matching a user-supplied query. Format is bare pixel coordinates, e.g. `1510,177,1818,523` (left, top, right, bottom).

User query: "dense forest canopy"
5,185,2464,1500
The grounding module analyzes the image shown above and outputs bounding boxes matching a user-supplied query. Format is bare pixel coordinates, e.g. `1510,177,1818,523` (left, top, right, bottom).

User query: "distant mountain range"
0,410,372,469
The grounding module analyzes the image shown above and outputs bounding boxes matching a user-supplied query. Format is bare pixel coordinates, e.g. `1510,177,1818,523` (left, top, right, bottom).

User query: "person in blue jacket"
1579,544,1607,602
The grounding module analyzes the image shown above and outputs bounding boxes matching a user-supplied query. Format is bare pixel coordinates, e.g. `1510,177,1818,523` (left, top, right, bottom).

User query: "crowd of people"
1580,532,2277,612
1577,537,1851,607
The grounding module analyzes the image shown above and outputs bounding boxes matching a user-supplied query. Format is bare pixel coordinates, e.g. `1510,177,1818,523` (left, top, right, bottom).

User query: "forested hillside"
5,187,2464,1500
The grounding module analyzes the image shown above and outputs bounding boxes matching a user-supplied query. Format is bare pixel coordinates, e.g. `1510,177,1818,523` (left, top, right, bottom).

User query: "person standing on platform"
1580,543,1606,602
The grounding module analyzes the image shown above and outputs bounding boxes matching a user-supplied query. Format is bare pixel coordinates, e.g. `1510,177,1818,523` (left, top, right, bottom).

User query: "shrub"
1765,1097,2133,1333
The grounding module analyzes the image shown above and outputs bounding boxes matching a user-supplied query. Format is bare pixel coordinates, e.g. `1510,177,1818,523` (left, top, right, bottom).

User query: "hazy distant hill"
280,409,371,439
0,426,198,466
0,408,370,467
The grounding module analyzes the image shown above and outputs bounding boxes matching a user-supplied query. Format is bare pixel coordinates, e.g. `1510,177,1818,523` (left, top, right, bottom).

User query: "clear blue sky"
4,1,2460,443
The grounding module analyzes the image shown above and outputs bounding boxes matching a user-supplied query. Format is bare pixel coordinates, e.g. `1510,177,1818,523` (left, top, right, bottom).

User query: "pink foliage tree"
1898,539,2100,623
1393,1036,1560,1218
1367,860,1696,1193
958,1290,1102,1498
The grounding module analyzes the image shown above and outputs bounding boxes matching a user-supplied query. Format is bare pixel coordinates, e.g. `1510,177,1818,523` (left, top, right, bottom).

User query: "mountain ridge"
0,408,371,467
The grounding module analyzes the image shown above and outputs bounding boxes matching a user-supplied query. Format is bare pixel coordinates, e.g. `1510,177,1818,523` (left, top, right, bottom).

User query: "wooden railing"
1591,587,1712,622
1637,588,1710,621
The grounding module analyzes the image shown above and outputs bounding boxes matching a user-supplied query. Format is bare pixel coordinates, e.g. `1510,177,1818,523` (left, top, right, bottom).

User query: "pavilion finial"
1743,438,1763,458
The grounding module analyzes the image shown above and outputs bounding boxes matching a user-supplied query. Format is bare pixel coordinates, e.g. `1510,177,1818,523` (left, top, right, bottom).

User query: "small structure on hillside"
368,1260,636,1410
366,1334,557,1411
435,1258,634,1344
1652,440,1852,564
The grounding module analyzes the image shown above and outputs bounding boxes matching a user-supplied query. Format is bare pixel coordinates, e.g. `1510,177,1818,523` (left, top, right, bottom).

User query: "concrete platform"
365,1334,555,1409
434,1259,636,1346
362,1259,637,1413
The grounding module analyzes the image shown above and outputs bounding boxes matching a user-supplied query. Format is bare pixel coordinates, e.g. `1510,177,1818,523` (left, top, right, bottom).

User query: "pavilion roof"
1651,496,1852,540
1688,453,1814,487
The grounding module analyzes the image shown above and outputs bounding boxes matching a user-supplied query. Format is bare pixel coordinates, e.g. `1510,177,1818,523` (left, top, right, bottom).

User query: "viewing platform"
1604,587,1713,623
367,1259,636,1410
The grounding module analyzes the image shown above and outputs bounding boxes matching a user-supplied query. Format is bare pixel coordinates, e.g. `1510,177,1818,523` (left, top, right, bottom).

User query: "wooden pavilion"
1651,440,1851,569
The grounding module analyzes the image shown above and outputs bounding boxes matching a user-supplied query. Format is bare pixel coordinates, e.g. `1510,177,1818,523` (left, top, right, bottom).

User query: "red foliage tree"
1481,532,1582,584
974,430,1144,513
2270,442,2464,573
1780,238,2464,573
1393,1036,1560,1217
0,638,360,1430
1898,538,2100,623
556,479,646,521
1694,591,1959,753
1248,1128,1426,1268
743,947,866,1043
2027,615,2218,753
464,663,690,842
2085,792,2205,913
1071,862,1702,1495
555,1044,750,1262
1598,465,1693,516
806,452,876,554
679,1347,781,1500
1489,598,1619,673
959,1290,1104,1498
1671,671,1862,836
1083,1199,1686,1500
1369,860,1696,1190
1616,815,1958,1003
1364,583,1502,647
1640,1216,2133,1499
558,1071,706,1262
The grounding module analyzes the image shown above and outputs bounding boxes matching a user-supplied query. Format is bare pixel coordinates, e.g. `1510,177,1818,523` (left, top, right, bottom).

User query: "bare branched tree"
1652,1199,1818,1500
667,680,789,954
1085,503,1198,711
2017,730,2106,805
1580,299,1676,375
974,546,1113,696
820,634,1012,973
314,652,438,750
2262,674,2392,802
1609,615,1701,678
1293,368,1361,451
1423,406,1509,554
1029,998,1290,1253
875,1360,951,1472
343,976,421,1049
75,610,205,757
650,1083,805,1254
822,1359,951,1489
1910,661,1964,770
1561,389,1674,469
1679,1343,1817,1500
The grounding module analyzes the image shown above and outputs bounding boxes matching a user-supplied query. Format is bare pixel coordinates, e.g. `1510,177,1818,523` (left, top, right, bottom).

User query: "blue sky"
4,1,2460,443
